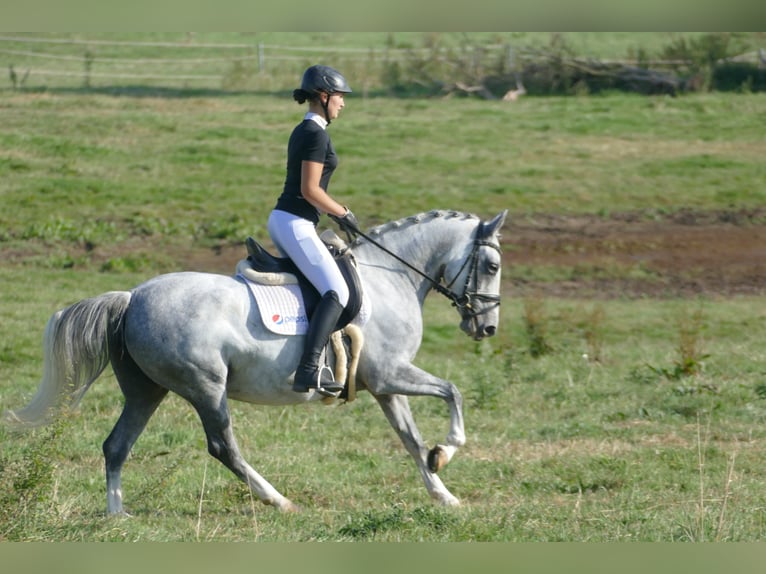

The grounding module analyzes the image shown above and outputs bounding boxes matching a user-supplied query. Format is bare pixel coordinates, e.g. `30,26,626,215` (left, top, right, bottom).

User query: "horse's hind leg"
192,390,298,513
103,354,169,515
374,394,460,507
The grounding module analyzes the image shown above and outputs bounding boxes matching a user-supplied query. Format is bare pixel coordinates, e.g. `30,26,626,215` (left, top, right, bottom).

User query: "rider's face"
324,92,345,120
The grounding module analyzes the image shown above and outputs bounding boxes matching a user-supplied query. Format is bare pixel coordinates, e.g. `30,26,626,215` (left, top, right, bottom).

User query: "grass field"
2,35,766,541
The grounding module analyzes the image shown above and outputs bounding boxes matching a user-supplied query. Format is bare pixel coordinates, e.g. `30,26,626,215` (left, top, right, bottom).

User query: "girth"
244,235,363,331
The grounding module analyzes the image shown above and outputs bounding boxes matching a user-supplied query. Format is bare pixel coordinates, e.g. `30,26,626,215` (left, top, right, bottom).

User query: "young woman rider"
267,64,359,396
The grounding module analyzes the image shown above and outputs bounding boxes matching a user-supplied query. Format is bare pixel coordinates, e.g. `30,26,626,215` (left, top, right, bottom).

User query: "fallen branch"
442,81,496,100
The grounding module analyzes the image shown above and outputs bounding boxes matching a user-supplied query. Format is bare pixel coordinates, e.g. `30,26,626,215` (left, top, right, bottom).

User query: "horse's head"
443,210,507,341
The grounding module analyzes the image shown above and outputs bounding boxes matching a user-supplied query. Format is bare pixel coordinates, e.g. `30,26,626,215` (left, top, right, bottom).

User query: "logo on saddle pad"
272,313,308,327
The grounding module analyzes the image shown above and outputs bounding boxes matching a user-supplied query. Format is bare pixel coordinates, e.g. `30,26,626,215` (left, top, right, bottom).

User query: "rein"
347,225,501,317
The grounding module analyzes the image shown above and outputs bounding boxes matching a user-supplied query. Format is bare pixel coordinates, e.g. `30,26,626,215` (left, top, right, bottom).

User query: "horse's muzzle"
460,317,497,341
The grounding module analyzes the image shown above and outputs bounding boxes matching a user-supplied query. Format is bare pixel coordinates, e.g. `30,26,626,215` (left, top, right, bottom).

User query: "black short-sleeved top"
274,118,337,225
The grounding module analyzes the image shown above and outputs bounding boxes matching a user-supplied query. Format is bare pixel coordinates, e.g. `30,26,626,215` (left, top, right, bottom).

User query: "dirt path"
6,208,764,299
501,208,766,298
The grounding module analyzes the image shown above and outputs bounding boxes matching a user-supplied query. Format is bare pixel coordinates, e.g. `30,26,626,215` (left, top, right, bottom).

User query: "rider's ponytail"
293,88,312,104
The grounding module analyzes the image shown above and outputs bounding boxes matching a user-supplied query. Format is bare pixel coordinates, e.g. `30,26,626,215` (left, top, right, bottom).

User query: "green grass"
2,61,766,540
1,91,764,257
3,289,766,540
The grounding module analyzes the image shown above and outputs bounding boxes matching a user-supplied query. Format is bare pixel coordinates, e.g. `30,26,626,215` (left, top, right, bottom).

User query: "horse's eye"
487,262,500,275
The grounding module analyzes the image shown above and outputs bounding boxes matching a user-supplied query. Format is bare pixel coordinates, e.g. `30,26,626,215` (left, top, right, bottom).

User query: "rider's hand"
329,208,360,236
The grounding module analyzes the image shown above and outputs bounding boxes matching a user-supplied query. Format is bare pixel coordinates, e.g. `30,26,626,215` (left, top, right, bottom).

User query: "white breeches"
268,209,350,306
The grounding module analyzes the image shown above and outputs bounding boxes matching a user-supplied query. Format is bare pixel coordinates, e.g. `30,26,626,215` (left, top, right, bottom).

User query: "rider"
268,64,359,395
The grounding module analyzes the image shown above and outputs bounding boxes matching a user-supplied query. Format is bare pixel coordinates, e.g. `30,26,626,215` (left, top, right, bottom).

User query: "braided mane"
354,210,479,245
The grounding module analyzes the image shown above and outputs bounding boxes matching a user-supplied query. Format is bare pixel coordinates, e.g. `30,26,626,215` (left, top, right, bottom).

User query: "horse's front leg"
374,393,460,506
386,362,465,450
368,362,466,472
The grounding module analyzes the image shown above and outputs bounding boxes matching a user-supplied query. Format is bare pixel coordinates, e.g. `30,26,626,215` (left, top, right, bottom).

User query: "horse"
4,209,507,514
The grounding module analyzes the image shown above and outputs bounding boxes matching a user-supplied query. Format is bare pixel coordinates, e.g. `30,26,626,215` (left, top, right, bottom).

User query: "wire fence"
3,34,764,95
1,34,510,93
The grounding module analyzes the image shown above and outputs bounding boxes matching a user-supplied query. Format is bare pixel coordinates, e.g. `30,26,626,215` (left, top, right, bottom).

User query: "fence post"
83,48,94,88
258,43,264,74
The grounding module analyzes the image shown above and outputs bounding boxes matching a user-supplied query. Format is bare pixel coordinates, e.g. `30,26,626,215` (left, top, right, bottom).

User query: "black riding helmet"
301,64,352,95
298,65,352,124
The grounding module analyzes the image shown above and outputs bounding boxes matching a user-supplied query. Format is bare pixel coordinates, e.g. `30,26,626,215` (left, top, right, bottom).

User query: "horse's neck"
355,214,476,297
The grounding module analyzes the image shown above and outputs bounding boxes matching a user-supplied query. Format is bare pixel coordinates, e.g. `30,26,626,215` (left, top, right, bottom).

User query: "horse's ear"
479,210,508,238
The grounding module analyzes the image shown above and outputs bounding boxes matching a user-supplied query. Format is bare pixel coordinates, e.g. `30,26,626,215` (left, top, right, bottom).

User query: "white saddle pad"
237,273,371,336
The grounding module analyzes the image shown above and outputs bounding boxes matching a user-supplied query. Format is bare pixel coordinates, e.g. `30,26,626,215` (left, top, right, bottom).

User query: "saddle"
241,230,364,332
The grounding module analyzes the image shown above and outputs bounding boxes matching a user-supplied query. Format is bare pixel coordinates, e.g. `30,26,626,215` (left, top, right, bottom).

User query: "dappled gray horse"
5,209,507,514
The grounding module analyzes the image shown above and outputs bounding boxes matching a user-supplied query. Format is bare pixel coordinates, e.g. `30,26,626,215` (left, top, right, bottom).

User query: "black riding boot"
293,290,345,396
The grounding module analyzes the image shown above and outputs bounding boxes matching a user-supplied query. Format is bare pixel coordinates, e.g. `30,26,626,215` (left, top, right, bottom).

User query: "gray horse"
4,209,507,514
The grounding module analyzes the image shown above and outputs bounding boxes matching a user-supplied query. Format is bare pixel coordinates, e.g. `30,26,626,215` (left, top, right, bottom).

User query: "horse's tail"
3,291,132,429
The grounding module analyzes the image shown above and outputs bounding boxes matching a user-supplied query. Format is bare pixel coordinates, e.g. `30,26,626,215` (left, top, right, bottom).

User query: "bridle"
443,238,502,320
346,224,502,320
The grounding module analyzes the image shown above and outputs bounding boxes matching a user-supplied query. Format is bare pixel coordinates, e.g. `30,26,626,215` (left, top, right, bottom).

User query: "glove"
329,208,360,236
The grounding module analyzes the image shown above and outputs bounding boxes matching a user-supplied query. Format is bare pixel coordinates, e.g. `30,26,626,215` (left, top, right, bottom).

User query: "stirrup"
314,365,342,397
293,364,343,396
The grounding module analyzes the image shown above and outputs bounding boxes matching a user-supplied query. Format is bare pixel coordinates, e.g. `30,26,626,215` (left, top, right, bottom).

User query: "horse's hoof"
438,496,461,507
107,510,132,518
278,500,301,513
427,445,448,473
